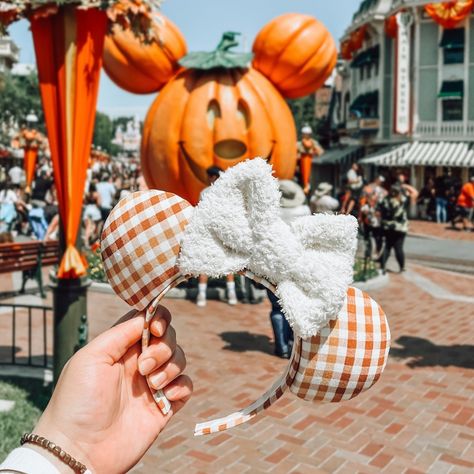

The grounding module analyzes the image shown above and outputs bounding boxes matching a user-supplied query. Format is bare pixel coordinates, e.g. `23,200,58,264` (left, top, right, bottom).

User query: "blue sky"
8,0,361,118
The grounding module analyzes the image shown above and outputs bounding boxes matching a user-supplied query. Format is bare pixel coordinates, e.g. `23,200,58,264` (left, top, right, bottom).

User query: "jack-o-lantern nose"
214,139,247,159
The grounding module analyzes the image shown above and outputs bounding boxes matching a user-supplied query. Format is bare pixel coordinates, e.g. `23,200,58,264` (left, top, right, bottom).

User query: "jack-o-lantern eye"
237,100,251,129
207,100,221,128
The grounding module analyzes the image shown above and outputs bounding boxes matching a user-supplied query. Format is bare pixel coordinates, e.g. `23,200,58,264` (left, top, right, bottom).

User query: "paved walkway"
1,264,473,473
409,220,474,242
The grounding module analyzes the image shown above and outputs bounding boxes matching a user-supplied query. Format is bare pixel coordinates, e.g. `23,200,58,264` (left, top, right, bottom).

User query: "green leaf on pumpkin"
179,31,253,70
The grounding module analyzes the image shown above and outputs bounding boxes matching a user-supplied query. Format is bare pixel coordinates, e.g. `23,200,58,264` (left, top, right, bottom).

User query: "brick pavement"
0,265,473,473
409,220,474,242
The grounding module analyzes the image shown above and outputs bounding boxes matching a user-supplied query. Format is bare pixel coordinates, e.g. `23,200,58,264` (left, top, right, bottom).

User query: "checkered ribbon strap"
194,336,302,436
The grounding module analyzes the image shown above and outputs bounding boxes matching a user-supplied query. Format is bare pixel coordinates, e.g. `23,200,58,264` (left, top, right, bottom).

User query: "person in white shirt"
8,165,24,186
0,183,18,232
341,162,364,215
96,173,116,221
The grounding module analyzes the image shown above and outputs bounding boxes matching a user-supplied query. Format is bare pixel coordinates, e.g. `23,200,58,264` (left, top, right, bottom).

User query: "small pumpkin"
252,13,337,99
141,34,296,205
103,14,187,94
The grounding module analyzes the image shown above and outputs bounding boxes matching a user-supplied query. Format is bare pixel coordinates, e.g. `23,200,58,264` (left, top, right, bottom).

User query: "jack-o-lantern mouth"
179,141,275,184
213,139,247,159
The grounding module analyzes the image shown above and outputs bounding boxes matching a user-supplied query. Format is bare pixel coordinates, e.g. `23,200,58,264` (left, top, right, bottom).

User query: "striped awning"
360,141,474,167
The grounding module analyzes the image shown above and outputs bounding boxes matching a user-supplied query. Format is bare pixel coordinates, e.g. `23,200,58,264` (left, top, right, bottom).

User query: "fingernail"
165,386,179,398
138,358,156,376
151,319,165,337
149,371,167,389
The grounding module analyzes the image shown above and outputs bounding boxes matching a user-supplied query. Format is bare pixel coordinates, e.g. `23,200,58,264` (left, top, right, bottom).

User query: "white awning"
360,141,474,167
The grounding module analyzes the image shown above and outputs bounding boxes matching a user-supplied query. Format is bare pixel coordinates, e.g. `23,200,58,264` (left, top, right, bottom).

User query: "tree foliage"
92,113,135,154
0,72,44,133
287,94,319,140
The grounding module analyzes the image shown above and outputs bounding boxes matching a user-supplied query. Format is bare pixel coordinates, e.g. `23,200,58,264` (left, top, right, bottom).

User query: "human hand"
33,307,192,474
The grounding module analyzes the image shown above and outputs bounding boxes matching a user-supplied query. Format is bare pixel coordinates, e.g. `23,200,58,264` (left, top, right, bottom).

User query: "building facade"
0,36,18,74
335,0,474,188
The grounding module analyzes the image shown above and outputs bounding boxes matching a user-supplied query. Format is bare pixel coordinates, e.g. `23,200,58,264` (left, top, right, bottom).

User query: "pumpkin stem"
179,31,253,71
216,31,240,51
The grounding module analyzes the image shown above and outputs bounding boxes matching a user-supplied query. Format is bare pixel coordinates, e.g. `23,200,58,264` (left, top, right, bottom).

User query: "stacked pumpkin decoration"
103,13,337,204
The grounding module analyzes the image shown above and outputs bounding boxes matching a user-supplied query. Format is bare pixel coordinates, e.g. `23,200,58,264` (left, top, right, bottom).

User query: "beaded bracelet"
20,433,89,474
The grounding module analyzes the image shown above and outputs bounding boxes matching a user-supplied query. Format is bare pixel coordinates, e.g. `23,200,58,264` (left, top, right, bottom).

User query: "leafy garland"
0,0,162,40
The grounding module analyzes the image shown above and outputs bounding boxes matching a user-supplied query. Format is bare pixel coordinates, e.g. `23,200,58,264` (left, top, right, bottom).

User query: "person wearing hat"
296,125,324,195
265,180,310,358
310,182,339,214
197,166,238,307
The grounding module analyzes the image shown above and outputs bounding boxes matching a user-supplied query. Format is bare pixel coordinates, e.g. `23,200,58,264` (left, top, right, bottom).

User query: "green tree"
93,111,115,153
0,71,44,141
287,95,320,140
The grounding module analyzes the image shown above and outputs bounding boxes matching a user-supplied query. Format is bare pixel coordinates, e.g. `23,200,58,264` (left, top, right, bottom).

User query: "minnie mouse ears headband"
101,159,390,435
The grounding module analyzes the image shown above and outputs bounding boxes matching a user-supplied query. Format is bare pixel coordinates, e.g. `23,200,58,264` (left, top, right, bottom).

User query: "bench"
0,240,59,297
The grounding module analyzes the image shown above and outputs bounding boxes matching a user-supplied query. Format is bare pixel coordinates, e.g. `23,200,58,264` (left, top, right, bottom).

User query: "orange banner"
30,6,107,278
425,1,474,29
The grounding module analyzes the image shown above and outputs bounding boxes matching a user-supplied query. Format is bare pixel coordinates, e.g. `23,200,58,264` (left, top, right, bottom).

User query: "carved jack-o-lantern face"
103,13,337,205
141,67,297,204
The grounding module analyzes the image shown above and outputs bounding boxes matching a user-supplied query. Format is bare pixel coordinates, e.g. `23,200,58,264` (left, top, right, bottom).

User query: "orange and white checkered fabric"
290,286,390,402
101,190,194,311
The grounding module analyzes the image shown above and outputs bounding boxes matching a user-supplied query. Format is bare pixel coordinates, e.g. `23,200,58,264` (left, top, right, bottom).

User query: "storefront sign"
359,118,380,131
395,11,413,134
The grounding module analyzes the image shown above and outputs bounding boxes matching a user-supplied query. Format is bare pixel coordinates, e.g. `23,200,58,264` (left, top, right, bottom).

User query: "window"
442,100,463,121
367,63,372,78
444,48,464,64
440,28,465,65
359,66,364,80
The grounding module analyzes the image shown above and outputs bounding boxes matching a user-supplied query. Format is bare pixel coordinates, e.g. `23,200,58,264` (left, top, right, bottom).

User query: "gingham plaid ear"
290,287,390,402
101,191,194,310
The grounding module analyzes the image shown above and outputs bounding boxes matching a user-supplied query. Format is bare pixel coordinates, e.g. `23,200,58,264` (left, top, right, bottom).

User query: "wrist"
32,420,93,473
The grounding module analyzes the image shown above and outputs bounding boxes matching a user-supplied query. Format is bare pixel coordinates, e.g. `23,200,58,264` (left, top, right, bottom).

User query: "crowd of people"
306,163,473,276
0,156,144,245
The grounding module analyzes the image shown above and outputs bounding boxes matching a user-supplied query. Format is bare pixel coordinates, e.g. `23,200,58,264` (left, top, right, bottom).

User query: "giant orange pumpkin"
252,13,337,99
141,66,297,205
103,14,187,94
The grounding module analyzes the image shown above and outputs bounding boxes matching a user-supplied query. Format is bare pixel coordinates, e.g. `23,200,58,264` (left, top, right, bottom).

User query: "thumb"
88,311,144,364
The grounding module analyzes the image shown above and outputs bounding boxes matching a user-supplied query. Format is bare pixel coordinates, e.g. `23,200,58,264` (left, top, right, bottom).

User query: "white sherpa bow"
178,158,358,339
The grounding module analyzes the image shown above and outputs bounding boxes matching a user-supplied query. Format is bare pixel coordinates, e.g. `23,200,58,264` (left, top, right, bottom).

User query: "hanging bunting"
385,15,398,38
349,25,366,52
425,1,474,29
340,39,353,59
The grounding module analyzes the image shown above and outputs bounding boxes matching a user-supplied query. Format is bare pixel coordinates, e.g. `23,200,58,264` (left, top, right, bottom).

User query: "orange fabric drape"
30,6,107,278
340,40,353,60
425,1,474,29
23,147,38,192
350,25,366,52
385,15,398,38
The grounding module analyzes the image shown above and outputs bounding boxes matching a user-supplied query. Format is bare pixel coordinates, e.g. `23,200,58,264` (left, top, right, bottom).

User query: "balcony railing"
414,121,474,139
